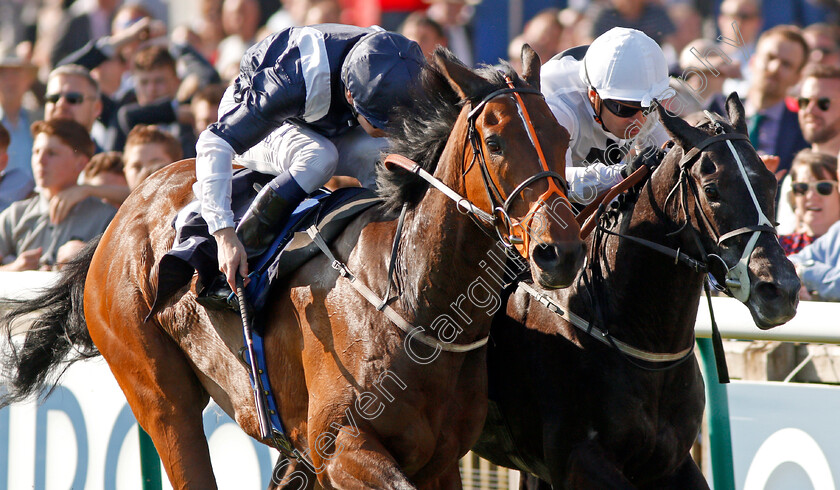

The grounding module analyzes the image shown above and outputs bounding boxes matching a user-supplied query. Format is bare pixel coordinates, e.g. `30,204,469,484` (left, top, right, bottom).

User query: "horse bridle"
385,77,572,259
463,76,571,258
663,111,777,303
517,110,775,376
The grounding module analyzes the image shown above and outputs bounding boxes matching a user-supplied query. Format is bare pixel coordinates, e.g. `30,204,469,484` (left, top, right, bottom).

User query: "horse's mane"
377,49,529,214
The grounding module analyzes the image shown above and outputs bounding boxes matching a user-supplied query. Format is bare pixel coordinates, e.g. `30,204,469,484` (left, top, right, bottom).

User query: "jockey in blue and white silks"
194,24,425,289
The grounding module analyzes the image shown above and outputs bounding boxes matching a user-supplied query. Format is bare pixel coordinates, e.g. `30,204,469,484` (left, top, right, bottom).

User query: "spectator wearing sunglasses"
798,65,840,157
541,27,671,204
742,26,808,178
44,65,131,220
45,65,103,147
789,155,840,301
779,150,839,255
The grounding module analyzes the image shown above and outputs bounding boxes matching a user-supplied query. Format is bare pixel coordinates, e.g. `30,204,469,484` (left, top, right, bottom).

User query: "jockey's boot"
236,172,308,258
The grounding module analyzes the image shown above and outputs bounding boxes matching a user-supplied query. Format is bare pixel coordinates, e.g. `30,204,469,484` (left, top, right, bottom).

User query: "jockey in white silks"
543,27,674,205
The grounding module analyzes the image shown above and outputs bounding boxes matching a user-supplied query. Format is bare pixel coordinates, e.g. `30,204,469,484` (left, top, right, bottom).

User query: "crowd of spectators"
0,0,839,300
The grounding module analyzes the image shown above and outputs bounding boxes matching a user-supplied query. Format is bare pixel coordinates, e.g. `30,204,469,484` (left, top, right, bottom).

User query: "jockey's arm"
195,51,311,234
549,102,626,204
566,157,624,204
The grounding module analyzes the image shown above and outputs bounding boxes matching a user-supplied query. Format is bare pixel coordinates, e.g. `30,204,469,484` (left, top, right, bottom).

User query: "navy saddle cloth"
151,168,382,313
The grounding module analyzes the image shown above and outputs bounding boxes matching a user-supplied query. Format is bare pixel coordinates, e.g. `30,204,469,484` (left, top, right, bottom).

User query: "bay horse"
472,94,799,488
1,47,584,488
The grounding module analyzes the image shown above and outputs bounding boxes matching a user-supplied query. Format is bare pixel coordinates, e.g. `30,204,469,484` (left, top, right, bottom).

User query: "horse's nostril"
533,243,560,268
754,281,783,303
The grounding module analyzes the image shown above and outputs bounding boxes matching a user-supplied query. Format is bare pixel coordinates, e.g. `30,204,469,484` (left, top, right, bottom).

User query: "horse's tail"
0,235,101,407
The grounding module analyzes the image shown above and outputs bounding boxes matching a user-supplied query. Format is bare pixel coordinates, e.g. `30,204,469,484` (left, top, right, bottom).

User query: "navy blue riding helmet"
341,31,425,130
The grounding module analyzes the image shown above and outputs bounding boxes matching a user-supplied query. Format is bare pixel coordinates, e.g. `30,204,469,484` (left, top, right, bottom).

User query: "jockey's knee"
289,143,339,193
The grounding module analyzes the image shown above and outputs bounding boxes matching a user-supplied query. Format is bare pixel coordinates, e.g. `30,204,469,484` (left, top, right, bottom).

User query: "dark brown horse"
1,48,584,488
473,95,799,488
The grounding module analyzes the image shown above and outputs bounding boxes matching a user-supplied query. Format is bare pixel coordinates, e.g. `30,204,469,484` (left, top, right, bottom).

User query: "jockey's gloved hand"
621,146,667,178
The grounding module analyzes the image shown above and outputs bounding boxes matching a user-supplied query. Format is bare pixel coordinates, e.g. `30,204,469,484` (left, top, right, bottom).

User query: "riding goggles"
797,96,831,112
791,180,838,196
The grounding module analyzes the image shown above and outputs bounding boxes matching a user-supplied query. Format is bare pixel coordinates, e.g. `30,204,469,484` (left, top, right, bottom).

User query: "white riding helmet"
579,27,670,108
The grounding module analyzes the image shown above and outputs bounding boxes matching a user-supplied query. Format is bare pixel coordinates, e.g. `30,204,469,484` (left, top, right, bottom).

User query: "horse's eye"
704,184,720,200
485,138,502,154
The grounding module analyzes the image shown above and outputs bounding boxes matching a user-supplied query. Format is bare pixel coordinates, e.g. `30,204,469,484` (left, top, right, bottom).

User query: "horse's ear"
433,48,492,101
725,92,748,135
521,43,540,90
654,101,706,149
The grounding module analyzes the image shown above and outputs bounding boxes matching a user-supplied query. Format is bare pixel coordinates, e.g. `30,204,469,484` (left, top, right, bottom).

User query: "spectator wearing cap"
0,123,34,213
0,119,116,271
0,46,38,183
194,25,425,293
540,27,672,204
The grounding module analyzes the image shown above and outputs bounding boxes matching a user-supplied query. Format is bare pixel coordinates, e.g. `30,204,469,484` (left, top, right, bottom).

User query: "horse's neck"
396,139,501,338
580,166,705,352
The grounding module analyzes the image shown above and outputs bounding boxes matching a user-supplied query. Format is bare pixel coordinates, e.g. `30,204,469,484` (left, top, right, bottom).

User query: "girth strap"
306,225,489,353
517,281,695,363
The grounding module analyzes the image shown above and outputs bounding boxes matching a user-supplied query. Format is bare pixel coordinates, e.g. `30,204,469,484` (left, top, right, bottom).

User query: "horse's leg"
640,455,709,490
268,455,320,490
564,441,634,490
312,428,416,489
86,297,215,489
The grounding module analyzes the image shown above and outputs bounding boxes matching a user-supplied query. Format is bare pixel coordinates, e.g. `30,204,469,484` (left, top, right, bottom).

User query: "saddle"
149,169,381,317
